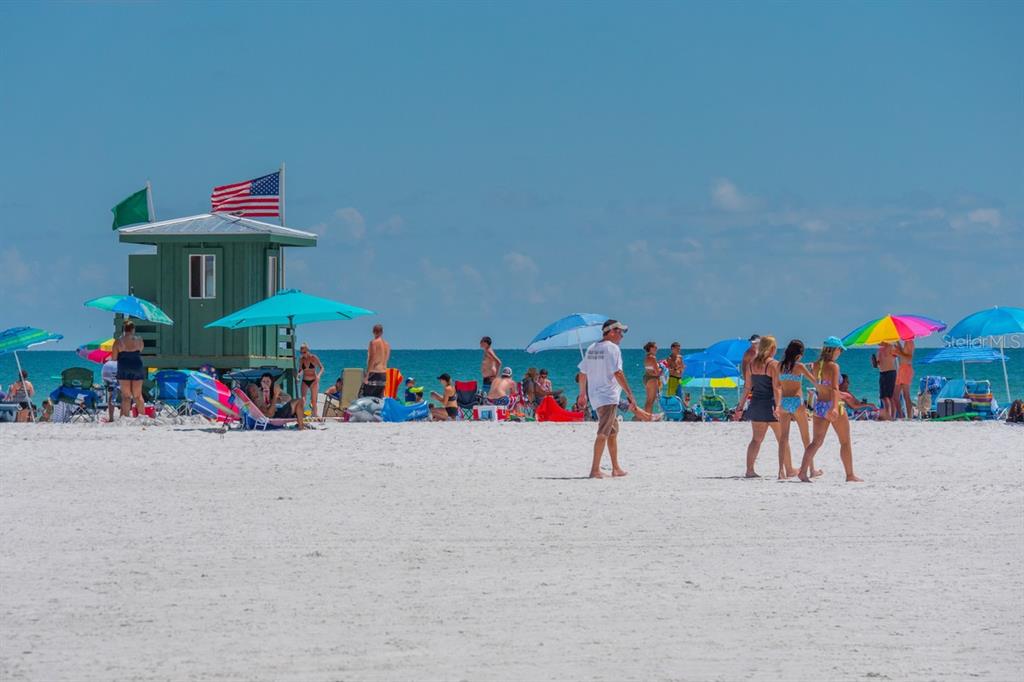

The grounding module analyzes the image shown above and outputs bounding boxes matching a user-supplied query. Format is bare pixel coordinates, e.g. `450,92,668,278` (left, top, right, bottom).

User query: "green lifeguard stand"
117,213,317,375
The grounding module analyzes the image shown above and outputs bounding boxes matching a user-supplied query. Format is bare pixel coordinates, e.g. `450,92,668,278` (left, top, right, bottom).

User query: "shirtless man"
664,341,686,397
487,367,517,406
480,336,501,393
875,341,897,420
363,324,391,398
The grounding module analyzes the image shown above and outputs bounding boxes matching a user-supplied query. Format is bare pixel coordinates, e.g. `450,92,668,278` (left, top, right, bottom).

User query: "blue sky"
1,1,1020,349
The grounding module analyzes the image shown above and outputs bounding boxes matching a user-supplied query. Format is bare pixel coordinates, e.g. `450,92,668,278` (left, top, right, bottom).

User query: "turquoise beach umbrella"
84,294,173,325
0,326,64,423
526,313,609,356
205,288,374,385
945,306,1024,402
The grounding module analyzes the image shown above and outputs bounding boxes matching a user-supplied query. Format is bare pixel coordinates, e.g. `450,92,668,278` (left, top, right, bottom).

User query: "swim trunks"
596,404,619,437
879,369,897,400
362,372,386,398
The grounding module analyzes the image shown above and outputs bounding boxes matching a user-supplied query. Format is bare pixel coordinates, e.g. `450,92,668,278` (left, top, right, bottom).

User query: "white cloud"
711,178,757,212
335,207,366,240
950,207,1002,232
800,218,829,233
503,251,538,276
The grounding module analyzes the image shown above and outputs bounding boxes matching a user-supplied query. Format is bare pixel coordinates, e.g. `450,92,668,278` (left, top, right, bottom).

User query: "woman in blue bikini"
777,340,819,479
797,336,863,483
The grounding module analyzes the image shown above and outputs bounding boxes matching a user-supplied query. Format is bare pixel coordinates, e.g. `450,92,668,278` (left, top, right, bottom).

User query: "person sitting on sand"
797,337,862,483
535,369,567,407
247,373,305,430
522,368,539,405
430,374,458,421
487,367,517,406
404,377,421,404
7,370,34,422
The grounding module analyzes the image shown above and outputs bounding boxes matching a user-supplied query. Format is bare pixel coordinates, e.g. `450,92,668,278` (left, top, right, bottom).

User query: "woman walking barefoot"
298,344,324,419
798,337,864,482
642,341,660,414
741,336,783,478
776,340,818,479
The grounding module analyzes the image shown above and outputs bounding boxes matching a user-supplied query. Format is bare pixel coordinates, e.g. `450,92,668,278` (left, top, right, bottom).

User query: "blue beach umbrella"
682,351,740,379
945,306,1024,401
206,288,375,385
921,345,1008,382
0,326,64,423
526,313,609,355
704,338,752,366
84,294,173,325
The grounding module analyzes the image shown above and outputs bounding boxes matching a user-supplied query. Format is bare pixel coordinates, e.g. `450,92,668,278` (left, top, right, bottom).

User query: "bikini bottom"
780,396,803,414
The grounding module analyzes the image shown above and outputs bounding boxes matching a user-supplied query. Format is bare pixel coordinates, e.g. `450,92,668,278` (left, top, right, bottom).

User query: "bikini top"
779,373,802,383
816,362,833,387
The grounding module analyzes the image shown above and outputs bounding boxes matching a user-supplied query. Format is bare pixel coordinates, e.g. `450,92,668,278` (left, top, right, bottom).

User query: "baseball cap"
501,367,512,377
602,319,629,334
406,377,415,384
749,334,761,342
823,336,847,350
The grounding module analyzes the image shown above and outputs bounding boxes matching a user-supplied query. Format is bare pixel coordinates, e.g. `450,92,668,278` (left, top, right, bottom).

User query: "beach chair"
383,368,404,400
454,380,479,419
48,367,100,422
700,394,730,421
153,370,193,417
231,387,297,431
658,395,684,422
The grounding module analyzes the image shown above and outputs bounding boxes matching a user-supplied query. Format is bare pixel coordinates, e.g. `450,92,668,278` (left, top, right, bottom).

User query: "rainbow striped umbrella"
76,337,115,364
841,314,947,347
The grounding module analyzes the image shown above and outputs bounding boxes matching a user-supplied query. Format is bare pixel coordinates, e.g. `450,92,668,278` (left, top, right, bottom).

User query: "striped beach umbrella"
841,314,946,347
76,337,115,364
0,326,64,423
84,294,173,325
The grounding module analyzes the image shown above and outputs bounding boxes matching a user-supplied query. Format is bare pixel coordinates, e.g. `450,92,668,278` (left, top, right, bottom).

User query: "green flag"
111,186,151,229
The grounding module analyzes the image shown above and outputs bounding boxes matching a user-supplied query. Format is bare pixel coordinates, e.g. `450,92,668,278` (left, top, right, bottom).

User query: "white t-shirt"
578,340,623,408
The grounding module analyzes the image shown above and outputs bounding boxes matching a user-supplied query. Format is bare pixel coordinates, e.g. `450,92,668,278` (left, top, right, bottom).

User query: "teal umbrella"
84,294,173,325
0,326,64,423
946,306,1024,402
205,288,374,385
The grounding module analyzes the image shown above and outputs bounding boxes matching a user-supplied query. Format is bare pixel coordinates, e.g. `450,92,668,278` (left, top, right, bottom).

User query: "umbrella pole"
962,360,966,381
1000,337,1011,403
289,315,299,398
13,350,35,423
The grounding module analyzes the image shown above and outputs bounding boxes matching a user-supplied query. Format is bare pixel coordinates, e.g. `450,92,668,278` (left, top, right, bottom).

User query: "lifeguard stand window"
267,255,279,297
189,254,216,299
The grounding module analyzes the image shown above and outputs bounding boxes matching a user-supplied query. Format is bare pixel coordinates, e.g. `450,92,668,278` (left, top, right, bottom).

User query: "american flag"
210,171,280,217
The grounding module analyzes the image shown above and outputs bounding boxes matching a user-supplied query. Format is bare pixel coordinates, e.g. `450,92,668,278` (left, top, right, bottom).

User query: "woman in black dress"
741,335,783,478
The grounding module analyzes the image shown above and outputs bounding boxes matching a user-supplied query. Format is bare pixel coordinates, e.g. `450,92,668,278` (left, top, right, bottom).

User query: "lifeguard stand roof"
118,213,317,247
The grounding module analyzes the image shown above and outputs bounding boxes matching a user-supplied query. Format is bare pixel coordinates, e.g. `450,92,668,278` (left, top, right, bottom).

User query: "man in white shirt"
576,319,638,478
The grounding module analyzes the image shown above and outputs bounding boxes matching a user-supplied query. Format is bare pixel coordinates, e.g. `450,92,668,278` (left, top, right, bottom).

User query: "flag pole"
146,180,156,222
279,162,286,288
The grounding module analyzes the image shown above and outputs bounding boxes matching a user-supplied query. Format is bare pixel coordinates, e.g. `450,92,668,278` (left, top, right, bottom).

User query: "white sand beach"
1,420,1022,681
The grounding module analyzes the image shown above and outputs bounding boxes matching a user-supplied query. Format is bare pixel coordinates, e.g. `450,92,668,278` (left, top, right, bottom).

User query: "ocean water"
4,347,1023,409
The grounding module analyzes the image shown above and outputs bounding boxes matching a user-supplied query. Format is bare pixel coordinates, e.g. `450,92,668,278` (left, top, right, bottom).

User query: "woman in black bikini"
429,373,458,421
298,343,323,419
111,320,146,418
740,336,783,478
642,341,660,414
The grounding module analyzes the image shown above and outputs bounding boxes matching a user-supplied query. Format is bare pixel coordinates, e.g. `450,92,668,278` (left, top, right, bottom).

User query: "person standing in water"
479,336,501,394
111,320,146,418
362,324,390,398
740,336,783,478
777,340,818,479
895,339,915,419
577,319,637,479
298,343,324,419
798,337,863,483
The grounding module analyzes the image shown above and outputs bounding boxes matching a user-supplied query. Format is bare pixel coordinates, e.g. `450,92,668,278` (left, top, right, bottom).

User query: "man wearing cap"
576,319,638,478
487,367,517,406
